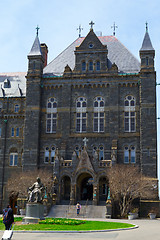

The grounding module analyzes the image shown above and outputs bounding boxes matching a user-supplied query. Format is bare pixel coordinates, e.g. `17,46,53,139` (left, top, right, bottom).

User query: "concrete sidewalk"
0,218,160,240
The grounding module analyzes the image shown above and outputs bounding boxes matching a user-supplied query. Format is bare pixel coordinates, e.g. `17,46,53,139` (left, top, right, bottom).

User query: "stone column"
93,185,98,205
70,184,75,205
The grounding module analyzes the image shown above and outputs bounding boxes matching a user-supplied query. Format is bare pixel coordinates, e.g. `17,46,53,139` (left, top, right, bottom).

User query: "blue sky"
0,0,160,190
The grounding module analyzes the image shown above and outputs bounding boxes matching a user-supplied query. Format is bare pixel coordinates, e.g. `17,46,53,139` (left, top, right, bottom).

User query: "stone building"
0,24,158,212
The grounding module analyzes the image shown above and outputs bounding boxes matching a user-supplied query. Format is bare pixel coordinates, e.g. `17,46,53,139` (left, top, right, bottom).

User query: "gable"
77,29,107,51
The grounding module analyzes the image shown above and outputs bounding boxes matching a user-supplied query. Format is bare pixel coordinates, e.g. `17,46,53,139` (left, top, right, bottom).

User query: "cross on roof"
77,24,83,37
145,21,148,32
36,25,40,36
89,21,95,30
83,137,88,147
111,22,118,36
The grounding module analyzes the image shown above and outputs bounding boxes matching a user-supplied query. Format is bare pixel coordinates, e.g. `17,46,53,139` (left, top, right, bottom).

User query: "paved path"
0,218,159,240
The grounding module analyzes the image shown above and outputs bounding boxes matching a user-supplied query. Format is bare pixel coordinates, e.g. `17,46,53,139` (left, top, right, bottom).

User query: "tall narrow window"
99,146,104,160
44,147,49,163
131,146,136,163
16,128,19,137
124,146,129,163
82,61,86,71
11,128,14,137
124,96,136,132
10,153,18,166
146,57,149,66
0,103,2,113
46,98,57,133
76,97,87,133
15,104,20,113
75,146,80,157
96,61,100,71
93,97,104,132
89,61,93,71
51,147,56,163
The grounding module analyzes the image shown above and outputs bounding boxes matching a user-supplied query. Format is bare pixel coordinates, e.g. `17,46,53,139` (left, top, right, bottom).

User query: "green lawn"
0,217,134,231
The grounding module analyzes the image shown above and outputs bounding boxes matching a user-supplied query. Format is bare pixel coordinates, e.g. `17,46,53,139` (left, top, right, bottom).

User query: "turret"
23,31,43,171
139,24,155,72
139,24,157,181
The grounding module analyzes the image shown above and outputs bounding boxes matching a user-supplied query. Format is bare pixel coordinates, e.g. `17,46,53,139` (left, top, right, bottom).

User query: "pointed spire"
28,34,42,57
140,23,154,51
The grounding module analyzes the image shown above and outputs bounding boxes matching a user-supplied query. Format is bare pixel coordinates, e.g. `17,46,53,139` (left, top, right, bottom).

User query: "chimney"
40,43,48,68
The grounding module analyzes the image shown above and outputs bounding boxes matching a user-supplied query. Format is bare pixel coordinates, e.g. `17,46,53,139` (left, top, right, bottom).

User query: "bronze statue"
28,177,44,203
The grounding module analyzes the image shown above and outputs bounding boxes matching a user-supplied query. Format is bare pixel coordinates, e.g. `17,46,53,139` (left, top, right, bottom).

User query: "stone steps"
48,205,106,218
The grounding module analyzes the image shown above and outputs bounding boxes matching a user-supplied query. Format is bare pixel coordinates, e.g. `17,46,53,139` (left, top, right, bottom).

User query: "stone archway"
61,176,71,200
76,172,93,201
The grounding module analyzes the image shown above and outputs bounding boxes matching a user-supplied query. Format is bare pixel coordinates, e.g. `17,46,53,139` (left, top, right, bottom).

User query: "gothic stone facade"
0,28,158,210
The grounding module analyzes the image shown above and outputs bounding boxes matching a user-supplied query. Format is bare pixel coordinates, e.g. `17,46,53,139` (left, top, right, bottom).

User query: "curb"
5,225,139,233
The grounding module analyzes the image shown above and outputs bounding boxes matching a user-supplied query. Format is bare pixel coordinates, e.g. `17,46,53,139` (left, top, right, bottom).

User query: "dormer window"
89,61,93,71
4,79,10,88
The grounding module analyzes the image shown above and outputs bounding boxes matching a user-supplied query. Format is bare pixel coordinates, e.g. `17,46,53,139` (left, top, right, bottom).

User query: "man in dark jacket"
3,205,14,230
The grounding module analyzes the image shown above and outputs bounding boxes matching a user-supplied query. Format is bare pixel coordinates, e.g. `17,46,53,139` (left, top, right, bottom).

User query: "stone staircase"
47,204,106,218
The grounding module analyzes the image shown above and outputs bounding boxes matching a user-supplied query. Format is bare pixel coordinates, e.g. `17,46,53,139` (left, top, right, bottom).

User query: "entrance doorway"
77,173,93,201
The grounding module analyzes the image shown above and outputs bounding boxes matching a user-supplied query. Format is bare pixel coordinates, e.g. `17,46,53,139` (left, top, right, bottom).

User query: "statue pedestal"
106,204,112,218
24,203,45,223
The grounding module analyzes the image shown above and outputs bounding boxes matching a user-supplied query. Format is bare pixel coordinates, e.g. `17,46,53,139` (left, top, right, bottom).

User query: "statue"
28,177,44,203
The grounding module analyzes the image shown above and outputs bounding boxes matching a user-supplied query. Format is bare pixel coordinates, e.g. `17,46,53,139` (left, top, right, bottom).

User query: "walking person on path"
2,205,14,230
76,202,81,216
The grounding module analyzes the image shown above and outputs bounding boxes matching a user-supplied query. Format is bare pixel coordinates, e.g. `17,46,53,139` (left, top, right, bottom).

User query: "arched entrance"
61,176,71,200
77,173,93,201
99,177,109,202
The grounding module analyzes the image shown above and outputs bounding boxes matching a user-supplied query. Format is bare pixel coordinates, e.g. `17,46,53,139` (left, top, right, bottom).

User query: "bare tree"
6,169,53,199
107,164,157,217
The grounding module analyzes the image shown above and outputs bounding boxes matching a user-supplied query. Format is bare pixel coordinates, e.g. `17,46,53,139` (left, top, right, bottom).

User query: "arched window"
44,147,49,163
131,146,136,163
124,146,129,163
75,146,80,156
96,61,100,71
99,146,104,160
124,146,136,163
89,61,93,71
46,98,57,133
93,97,104,132
15,104,20,113
51,146,56,163
124,96,136,132
82,61,86,71
76,97,87,133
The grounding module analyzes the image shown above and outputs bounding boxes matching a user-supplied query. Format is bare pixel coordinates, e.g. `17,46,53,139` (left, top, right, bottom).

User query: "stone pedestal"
24,203,45,223
106,204,112,218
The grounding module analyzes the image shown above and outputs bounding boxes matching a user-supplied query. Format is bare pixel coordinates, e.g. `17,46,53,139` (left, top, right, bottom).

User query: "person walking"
3,205,14,230
76,202,81,216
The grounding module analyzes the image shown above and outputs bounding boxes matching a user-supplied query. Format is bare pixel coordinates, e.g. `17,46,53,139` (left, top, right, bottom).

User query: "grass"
0,217,134,231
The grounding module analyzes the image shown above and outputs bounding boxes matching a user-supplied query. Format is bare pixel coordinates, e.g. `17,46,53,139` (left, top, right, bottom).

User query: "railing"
99,160,112,167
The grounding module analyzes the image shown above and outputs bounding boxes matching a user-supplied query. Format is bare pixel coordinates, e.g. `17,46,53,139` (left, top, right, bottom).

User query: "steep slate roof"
0,72,26,97
44,35,140,75
28,35,42,56
140,31,154,51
